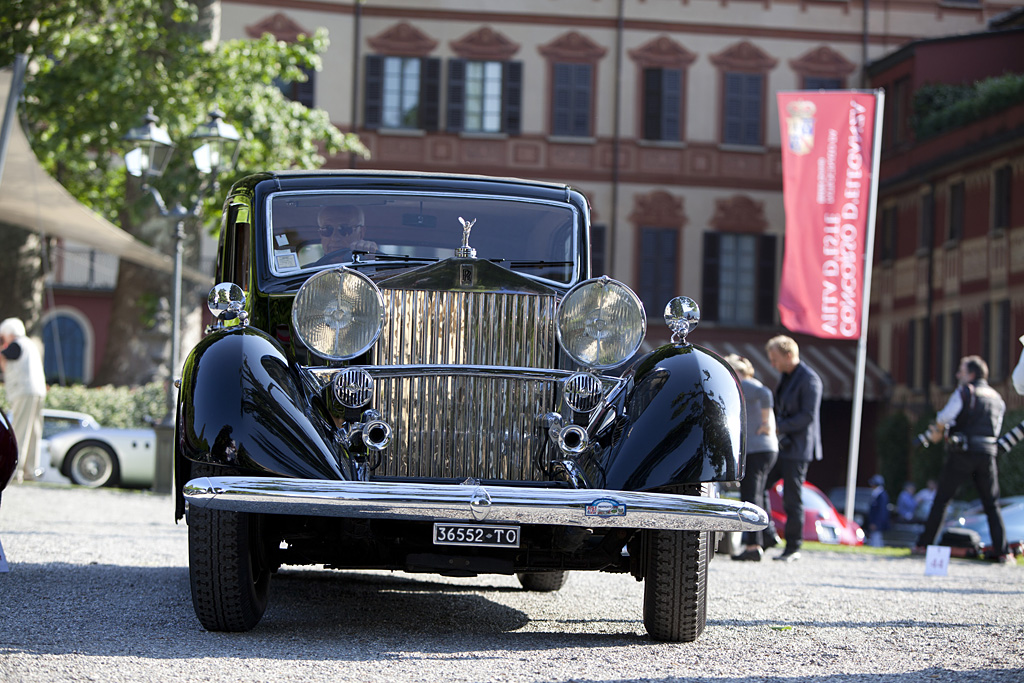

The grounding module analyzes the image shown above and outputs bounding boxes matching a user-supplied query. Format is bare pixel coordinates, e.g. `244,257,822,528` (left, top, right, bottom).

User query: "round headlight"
292,268,385,361
556,277,646,369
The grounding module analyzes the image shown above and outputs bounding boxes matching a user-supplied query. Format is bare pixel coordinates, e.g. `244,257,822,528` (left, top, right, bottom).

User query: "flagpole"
844,88,886,524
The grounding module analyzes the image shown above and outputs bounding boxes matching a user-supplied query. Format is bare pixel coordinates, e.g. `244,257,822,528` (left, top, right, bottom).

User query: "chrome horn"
541,413,590,456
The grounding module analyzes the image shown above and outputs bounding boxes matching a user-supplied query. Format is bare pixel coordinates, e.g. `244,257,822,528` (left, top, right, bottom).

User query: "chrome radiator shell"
338,288,570,481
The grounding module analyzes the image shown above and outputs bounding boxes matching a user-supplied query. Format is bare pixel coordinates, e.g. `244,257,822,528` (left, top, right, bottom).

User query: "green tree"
1,0,368,385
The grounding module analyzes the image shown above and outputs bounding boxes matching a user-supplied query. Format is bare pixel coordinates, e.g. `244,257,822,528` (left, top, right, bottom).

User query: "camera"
997,419,1024,454
947,433,968,452
915,423,942,448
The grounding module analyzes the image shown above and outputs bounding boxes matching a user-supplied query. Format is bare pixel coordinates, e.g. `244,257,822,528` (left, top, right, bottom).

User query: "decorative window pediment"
630,190,686,228
450,26,520,61
710,41,778,73
368,22,438,57
245,12,310,43
538,31,607,63
710,195,767,233
790,46,857,79
629,36,696,70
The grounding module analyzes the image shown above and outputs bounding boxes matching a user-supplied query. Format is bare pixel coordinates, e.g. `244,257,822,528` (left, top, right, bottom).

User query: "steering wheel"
310,248,353,267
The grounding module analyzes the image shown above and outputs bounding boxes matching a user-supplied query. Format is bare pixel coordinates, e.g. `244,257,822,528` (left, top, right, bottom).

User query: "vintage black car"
176,170,767,642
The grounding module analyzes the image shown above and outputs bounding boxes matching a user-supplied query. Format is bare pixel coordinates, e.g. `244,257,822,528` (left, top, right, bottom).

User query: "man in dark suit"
765,335,823,562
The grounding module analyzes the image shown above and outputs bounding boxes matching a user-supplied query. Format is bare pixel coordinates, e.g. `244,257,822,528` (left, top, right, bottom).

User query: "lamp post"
123,107,240,492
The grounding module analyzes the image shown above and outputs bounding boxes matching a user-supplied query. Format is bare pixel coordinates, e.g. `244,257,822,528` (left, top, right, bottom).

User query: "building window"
447,60,521,135
43,313,87,385
906,319,918,389
551,63,593,137
275,67,315,108
802,76,842,90
993,165,1011,232
702,232,776,326
638,227,677,316
884,78,910,149
948,181,965,242
919,191,934,250
949,311,962,387
722,72,764,146
642,68,682,141
364,55,441,130
994,299,1010,381
880,205,897,262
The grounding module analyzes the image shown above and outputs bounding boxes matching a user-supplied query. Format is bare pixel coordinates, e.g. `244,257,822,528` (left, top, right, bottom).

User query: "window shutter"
572,63,592,137
552,63,572,135
447,59,466,132
639,228,677,315
723,73,743,144
662,69,681,141
295,73,315,108
723,73,762,145
741,74,763,145
503,61,522,136
364,55,384,129
643,68,663,140
420,57,441,131
756,234,777,325
702,233,720,322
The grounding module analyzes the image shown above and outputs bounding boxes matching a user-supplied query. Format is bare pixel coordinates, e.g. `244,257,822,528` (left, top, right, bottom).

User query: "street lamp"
123,107,241,492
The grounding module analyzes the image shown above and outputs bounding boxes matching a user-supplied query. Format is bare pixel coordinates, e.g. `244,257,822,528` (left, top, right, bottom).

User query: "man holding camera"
914,355,1011,563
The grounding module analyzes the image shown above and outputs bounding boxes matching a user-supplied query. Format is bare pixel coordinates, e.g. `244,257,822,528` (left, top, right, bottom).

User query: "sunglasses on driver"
318,223,361,237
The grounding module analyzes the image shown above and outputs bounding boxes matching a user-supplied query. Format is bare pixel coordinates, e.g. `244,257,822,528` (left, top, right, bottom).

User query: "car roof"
42,408,98,422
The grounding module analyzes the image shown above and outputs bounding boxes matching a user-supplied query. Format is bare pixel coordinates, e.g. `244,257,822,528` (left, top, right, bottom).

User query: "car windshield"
265,190,580,285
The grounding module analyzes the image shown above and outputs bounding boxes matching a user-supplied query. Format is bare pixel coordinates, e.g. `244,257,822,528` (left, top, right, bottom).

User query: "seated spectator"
914,478,938,521
896,482,917,523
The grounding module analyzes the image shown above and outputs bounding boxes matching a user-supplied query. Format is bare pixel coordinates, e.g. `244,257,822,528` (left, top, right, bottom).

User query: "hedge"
0,382,167,429
912,72,1024,141
874,408,1024,501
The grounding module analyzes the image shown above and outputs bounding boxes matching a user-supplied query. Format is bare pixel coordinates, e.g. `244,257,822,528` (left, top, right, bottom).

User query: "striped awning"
643,327,892,402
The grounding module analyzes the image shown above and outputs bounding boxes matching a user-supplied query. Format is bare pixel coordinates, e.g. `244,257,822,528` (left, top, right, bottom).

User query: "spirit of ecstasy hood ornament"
455,217,477,258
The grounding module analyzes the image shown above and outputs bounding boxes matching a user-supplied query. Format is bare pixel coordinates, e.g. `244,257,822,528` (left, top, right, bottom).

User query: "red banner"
777,91,878,340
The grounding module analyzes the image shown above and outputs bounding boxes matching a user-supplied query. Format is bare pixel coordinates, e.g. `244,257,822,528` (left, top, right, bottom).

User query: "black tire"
642,529,710,642
65,441,120,488
187,467,271,631
516,571,569,592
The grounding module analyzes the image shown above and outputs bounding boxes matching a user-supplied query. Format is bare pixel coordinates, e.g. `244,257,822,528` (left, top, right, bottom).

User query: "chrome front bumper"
184,477,768,532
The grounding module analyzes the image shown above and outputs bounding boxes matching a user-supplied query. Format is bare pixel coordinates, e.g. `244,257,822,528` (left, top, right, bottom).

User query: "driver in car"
316,204,378,259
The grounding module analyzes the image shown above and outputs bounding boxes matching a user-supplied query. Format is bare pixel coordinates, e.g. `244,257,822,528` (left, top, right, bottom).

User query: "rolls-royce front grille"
372,289,559,367
367,289,562,481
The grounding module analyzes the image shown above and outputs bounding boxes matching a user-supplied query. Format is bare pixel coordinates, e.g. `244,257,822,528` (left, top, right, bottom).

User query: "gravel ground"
0,482,1021,683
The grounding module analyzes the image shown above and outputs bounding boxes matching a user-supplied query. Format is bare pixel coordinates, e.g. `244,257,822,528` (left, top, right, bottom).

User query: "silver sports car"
43,409,156,488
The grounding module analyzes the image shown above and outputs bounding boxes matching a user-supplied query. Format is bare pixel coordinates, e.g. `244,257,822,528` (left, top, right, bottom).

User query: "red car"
769,479,864,546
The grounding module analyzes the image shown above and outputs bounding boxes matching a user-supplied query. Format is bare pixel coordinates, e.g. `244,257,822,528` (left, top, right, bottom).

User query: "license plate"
433,523,520,548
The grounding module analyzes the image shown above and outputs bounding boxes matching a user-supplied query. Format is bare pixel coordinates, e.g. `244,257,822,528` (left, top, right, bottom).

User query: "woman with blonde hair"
724,353,778,561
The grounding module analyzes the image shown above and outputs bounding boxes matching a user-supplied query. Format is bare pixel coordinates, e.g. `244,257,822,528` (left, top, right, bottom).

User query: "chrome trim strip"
184,477,769,532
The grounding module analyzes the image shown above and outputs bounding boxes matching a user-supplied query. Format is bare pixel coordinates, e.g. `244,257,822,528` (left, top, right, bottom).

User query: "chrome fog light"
556,277,645,369
292,268,385,361
563,372,604,414
333,367,374,409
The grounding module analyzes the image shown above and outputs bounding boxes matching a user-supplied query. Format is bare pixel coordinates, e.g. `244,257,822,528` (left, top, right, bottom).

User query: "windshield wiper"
506,260,573,269
352,251,439,264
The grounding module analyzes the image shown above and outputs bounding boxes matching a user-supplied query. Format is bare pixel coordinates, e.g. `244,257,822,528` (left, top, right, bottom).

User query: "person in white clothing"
0,318,47,484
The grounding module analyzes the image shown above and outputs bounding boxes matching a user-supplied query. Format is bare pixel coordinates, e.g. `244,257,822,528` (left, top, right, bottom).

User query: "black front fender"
175,327,350,489
587,343,745,491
